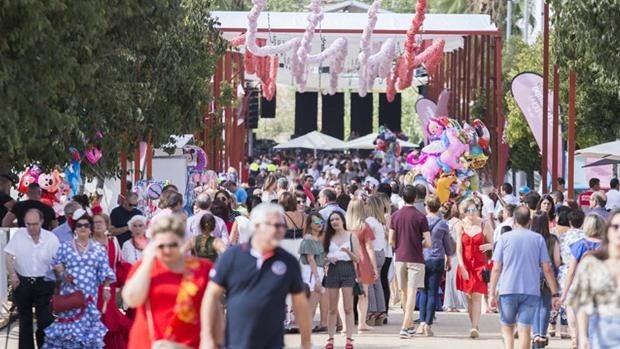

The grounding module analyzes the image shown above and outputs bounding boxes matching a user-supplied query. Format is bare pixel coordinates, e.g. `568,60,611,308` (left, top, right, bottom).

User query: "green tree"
0,0,228,176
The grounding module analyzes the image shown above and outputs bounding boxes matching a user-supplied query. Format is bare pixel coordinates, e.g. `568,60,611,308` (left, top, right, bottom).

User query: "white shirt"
235,215,253,244
390,194,404,210
365,216,387,252
494,194,520,220
121,240,143,264
606,189,620,210
5,228,59,279
494,217,514,243
479,194,495,220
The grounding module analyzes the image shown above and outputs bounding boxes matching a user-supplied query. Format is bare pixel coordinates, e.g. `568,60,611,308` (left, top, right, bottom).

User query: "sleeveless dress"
353,223,376,285
456,231,488,295
193,235,219,263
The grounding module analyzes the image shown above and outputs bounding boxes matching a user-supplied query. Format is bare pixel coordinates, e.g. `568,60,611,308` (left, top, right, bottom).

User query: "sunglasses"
297,200,304,204
75,223,91,229
216,197,227,201
466,207,478,213
156,242,180,250
313,219,324,225
128,203,138,208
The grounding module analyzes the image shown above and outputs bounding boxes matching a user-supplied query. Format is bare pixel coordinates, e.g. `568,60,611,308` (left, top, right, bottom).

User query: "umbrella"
274,131,346,151
581,158,620,168
575,140,620,161
340,133,419,150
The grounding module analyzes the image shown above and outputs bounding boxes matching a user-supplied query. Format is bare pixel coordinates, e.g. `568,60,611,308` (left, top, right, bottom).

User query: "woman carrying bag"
44,209,116,349
123,214,214,349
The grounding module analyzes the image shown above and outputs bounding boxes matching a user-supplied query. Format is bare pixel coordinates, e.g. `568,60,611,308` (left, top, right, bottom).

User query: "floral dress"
44,241,116,349
557,228,584,290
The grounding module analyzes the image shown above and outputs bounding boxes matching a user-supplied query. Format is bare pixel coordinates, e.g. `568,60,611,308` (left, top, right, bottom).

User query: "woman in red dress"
92,214,132,349
455,198,493,339
122,214,214,349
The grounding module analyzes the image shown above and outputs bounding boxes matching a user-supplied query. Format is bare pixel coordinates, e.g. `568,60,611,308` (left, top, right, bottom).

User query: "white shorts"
301,264,325,291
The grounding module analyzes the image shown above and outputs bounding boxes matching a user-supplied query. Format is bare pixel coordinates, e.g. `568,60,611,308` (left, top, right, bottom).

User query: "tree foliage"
0,0,228,176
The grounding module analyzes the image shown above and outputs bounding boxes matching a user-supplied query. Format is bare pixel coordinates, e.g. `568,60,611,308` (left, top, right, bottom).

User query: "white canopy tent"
341,133,419,149
575,140,620,161
274,131,346,150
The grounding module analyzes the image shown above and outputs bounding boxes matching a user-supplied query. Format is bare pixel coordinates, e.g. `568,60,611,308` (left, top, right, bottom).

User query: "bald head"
514,206,531,228
24,209,43,235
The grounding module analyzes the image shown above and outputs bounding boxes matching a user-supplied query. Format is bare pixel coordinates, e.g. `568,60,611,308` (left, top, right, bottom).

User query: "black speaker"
321,93,345,140
261,90,276,118
379,93,402,131
294,92,318,137
247,87,260,129
350,93,373,138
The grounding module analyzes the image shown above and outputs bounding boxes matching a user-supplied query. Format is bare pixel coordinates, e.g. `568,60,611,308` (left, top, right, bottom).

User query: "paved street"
285,308,572,349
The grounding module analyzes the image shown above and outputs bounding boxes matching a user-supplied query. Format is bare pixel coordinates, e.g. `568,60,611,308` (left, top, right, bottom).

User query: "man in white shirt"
606,178,620,210
5,209,60,349
494,183,521,222
493,203,517,243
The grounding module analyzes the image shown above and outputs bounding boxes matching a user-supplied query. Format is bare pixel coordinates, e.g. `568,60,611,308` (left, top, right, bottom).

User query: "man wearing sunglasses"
201,203,312,349
110,192,143,246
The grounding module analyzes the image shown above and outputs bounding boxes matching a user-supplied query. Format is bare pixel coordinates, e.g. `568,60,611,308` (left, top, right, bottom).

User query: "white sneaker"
400,329,412,339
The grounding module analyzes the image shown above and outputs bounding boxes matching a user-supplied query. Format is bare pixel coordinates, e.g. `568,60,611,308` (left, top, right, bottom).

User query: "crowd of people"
0,153,619,349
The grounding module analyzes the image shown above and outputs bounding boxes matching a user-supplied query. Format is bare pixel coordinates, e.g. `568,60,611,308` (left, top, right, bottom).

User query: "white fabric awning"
340,133,418,149
575,140,620,161
274,131,346,150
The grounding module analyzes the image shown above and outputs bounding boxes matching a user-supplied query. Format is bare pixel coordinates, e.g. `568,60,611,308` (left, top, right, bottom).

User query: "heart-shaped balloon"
84,147,102,164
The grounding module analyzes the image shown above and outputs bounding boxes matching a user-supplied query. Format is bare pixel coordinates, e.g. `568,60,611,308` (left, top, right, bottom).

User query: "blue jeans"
499,294,540,327
418,258,444,325
532,287,551,336
590,312,620,349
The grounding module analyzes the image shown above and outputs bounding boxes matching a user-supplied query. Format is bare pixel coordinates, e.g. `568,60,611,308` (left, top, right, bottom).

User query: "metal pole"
552,64,560,190
507,0,513,40
524,0,529,43
568,70,576,200
541,2,549,193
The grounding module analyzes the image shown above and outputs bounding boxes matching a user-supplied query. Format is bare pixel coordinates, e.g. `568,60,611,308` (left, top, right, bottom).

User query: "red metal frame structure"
212,26,506,185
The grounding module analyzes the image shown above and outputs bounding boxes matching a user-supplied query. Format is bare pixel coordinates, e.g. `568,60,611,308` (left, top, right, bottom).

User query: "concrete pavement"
285,308,572,349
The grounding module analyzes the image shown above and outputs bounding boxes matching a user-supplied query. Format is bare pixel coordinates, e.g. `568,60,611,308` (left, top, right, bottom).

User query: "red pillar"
465,36,471,122
568,71,576,200
485,35,491,127
146,130,153,180
541,2,550,193
552,64,560,189
133,145,140,184
120,151,128,196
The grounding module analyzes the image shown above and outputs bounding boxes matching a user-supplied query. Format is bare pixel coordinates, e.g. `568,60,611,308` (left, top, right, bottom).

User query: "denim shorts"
499,294,540,326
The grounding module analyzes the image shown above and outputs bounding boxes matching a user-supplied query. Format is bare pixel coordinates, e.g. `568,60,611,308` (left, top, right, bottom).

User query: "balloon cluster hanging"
405,117,491,203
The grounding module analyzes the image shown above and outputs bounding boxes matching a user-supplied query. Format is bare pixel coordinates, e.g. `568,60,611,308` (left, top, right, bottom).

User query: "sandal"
324,338,334,349
374,313,387,326
365,314,377,327
345,338,354,349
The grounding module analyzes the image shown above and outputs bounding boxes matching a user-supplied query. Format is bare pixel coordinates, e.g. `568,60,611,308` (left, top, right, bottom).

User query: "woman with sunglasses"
455,197,493,338
300,212,327,332
323,211,361,349
566,210,620,349
44,210,116,348
123,215,213,349
121,215,148,265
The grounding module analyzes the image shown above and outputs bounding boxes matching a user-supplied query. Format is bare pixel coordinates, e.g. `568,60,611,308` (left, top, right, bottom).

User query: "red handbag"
51,289,86,314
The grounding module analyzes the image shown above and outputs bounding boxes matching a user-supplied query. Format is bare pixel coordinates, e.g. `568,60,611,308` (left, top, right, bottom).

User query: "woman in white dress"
442,202,468,311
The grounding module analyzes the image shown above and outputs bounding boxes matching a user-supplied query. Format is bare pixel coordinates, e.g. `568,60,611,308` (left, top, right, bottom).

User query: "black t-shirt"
211,243,304,349
0,192,14,223
10,200,57,230
109,206,143,246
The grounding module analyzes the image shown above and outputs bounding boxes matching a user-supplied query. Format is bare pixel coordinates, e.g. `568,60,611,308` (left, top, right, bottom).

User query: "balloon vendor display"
373,126,410,171
182,145,217,213
405,117,491,202
18,164,75,216
132,180,167,219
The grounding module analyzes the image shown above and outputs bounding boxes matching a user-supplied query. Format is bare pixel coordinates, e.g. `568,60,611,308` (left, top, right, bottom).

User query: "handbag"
481,268,491,283
51,288,86,314
112,237,132,287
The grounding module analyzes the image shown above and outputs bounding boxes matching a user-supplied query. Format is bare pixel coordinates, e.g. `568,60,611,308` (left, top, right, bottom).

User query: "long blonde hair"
346,199,367,231
367,195,387,225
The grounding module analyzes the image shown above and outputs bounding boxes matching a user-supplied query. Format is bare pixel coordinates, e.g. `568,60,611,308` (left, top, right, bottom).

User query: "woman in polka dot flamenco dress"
44,211,116,349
